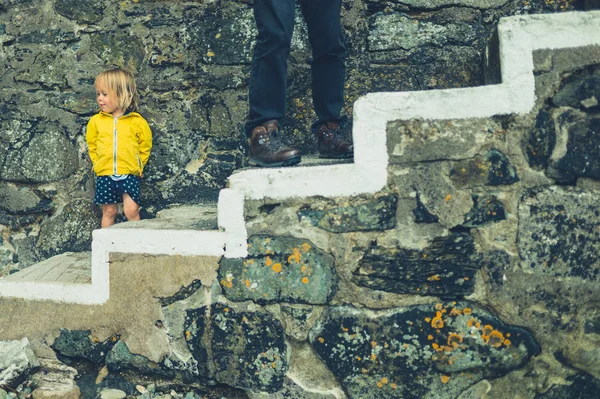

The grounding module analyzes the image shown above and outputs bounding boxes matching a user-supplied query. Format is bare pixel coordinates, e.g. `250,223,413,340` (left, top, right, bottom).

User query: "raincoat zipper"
113,117,118,174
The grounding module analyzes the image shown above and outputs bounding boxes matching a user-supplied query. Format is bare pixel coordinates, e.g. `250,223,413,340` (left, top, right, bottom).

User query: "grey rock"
52,329,119,364
450,149,519,187
551,116,600,182
53,0,105,24
106,341,174,379
36,198,99,258
518,187,600,281
185,303,288,392
354,232,482,297
247,377,336,399
553,75,600,110
298,195,398,233
462,194,506,227
0,338,40,388
218,235,337,305
0,182,51,214
309,304,539,399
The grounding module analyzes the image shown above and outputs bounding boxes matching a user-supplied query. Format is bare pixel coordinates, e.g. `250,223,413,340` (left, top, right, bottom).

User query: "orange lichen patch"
265,256,273,267
503,339,511,347
506,333,511,337
447,333,463,348
220,279,233,288
428,275,441,281
342,326,349,332
463,277,470,281
463,308,472,315
224,307,229,313
245,279,251,288
272,263,282,273
403,343,409,348
435,303,444,311
207,50,215,57
487,330,505,348
288,248,302,263
300,265,308,272
444,194,452,202
301,242,311,253
467,318,481,329
384,342,389,348
318,337,325,344
431,343,440,350
449,308,462,316
428,335,434,340
370,354,377,361
441,375,450,384
371,341,377,348
481,325,494,336
302,277,309,284
185,331,191,341
381,377,388,384
431,316,444,329
425,317,431,323
377,382,383,388
357,356,362,361
390,383,397,390
362,368,368,373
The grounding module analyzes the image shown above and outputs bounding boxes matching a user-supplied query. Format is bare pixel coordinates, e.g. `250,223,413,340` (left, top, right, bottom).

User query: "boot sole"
249,155,302,168
319,153,354,159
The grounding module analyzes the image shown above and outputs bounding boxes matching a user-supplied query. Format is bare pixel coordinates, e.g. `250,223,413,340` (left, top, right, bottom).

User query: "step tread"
110,203,219,231
1,252,91,284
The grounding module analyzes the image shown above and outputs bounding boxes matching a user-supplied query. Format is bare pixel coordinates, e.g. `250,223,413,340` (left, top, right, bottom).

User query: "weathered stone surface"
553,75,600,110
393,163,473,228
518,187,600,280
30,358,80,399
219,235,337,304
0,128,78,183
309,304,540,399
462,194,506,227
354,232,482,297
0,182,52,214
106,340,174,379
368,0,509,10
247,377,337,399
551,117,600,182
535,373,600,398
522,109,556,171
185,303,288,392
52,329,119,364
36,198,99,258
53,0,104,24
89,32,145,72
387,118,502,164
0,338,40,387
279,304,324,342
298,195,397,233
413,193,439,224
368,14,477,52
450,149,519,188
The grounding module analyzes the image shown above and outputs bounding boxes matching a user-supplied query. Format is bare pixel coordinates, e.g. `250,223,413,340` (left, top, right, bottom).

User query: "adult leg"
301,0,352,158
123,194,140,222
246,0,301,167
245,0,296,135
300,0,346,125
101,204,118,228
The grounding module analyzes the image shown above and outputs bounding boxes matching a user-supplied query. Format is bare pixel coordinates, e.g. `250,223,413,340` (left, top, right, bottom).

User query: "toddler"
86,68,152,227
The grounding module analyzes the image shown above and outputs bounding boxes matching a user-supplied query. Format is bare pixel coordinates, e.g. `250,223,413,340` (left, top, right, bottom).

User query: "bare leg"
102,204,118,228
123,193,140,221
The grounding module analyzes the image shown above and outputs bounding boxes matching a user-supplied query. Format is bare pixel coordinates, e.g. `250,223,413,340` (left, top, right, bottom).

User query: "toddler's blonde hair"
94,68,139,112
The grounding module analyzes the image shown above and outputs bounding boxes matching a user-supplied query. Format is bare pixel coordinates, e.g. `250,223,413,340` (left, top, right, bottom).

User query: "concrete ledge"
1,11,599,304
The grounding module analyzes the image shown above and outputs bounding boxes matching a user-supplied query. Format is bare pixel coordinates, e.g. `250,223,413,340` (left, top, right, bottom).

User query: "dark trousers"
245,0,346,136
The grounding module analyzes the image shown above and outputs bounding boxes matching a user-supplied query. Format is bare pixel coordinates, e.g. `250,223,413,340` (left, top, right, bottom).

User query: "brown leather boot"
248,120,302,167
315,121,353,159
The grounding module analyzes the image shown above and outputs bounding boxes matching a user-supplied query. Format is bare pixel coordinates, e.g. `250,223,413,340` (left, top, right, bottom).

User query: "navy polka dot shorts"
94,175,141,205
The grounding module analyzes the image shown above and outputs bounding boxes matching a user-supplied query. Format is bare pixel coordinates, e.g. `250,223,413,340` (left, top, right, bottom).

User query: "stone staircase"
1,11,599,307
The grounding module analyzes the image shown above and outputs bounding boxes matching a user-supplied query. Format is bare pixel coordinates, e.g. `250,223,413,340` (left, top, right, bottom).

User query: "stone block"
219,235,337,305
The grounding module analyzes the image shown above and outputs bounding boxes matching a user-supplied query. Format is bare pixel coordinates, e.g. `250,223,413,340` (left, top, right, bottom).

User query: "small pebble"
136,385,147,394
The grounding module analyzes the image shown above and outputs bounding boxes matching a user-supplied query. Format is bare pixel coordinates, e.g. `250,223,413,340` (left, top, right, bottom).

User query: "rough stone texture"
309,304,540,399
463,194,506,227
297,195,398,233
36,198,100,259
518,187,600,281
218,235,337,305
30,358,80,399
450,149,520,188
354,232,482,298
106,340,174,379
52,329,119,364
184,302,288,393
0,338,40,387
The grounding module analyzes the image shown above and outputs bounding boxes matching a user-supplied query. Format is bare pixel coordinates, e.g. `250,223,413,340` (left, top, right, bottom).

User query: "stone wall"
2,35,600,398
0,0,582,276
